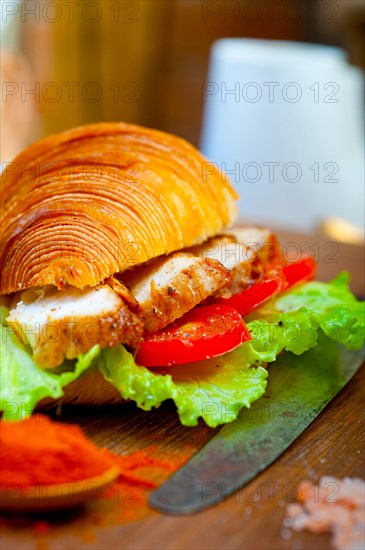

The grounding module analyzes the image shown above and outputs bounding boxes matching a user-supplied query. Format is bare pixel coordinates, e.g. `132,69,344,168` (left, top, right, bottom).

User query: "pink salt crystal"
283,477,365,550
338,477,365,508
286,503,303,519
296,480,315,502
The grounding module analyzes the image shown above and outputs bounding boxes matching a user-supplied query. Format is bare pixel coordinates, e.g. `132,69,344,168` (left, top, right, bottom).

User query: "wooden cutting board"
1,362,363,550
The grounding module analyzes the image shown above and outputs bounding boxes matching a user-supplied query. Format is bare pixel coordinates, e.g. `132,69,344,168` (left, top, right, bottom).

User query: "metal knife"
149,343,365,515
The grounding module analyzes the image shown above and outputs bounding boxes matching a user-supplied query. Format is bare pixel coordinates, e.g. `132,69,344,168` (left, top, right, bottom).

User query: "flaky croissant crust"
1,123,237,294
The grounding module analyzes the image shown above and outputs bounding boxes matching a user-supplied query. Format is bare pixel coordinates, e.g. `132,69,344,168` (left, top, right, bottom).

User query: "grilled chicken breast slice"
189,227,281,297
122,252,231,335
6,278,143,368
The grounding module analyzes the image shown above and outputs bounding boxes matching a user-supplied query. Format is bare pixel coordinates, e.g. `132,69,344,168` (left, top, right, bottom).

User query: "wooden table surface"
1,231,364,550
1,364,364,550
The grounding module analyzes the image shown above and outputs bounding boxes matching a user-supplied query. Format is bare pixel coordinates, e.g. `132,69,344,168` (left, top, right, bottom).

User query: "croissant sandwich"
1,123,364,426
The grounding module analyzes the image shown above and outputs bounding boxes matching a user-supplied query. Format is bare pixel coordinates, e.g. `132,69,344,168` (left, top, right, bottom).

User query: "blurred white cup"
200,39,364,232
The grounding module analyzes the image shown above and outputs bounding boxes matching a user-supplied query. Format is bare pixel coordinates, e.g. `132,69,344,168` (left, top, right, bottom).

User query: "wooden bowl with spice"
0,415,120,511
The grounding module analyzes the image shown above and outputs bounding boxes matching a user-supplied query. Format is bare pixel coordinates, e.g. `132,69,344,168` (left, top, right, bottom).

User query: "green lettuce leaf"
274,273,365,350
252,273,365,352
99,343,268,428
0,307,99,420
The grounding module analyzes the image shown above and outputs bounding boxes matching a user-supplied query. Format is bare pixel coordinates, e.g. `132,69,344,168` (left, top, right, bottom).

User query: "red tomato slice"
282,255,317,290
136,304,251,367
213,255,316,317
215,271,287,317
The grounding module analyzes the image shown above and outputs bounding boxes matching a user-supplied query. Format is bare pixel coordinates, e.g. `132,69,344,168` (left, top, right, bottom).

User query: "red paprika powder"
0,415,116,488
0,413,190,536
0,414,193,542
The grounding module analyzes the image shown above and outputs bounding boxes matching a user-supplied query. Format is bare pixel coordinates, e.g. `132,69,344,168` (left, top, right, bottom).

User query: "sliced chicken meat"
6,277,143,368
6,227,281,368
188,227,282,297
122,252,231,335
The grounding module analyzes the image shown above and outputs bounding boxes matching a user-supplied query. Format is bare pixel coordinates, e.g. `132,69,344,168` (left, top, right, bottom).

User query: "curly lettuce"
99,343,268,427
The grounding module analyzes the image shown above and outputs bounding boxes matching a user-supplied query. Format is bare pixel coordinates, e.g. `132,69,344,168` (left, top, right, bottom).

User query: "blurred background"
1,0,364,290
1,0,364,150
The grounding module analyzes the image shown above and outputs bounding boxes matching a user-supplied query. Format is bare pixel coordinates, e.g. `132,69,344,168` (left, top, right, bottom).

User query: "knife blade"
149,343,365,515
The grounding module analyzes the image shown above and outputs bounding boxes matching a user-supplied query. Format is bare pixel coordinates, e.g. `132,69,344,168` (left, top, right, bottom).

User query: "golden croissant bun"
0,122,237,295
40,370,123,409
